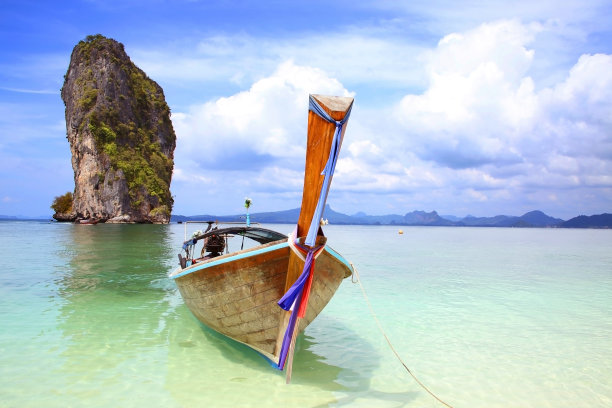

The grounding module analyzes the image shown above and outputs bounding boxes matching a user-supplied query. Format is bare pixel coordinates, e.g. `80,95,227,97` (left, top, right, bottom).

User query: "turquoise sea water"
0,221,610,407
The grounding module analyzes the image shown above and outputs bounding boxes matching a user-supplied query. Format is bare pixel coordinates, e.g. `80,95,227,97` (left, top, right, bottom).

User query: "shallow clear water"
1,221,610,407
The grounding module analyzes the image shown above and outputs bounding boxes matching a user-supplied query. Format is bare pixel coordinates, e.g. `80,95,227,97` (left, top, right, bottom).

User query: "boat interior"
178,222,287,269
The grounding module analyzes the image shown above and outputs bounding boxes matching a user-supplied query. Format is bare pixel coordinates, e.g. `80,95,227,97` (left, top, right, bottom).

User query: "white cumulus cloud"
388,20,612,208
173,60,352,172
169,61,353,214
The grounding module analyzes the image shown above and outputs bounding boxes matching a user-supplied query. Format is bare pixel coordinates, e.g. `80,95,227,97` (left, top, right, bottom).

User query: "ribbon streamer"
276,95,352,370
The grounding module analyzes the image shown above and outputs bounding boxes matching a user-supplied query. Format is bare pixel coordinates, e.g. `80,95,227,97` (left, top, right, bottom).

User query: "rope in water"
350,264,455,408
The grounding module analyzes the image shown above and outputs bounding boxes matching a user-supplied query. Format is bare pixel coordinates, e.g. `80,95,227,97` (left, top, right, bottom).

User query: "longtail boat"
169,94,354,380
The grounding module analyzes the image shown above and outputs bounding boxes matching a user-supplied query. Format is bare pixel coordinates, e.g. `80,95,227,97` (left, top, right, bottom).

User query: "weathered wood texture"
173,241,351,364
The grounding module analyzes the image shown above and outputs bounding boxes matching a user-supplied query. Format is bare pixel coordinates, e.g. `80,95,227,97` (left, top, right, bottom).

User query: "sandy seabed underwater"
1,221,610,407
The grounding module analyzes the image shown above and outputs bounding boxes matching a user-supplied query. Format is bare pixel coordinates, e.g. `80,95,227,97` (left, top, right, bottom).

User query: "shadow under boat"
168,302,374,388
167,301,419,407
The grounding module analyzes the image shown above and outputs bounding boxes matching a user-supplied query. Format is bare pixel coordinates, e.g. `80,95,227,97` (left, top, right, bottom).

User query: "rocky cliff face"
58,34,175,223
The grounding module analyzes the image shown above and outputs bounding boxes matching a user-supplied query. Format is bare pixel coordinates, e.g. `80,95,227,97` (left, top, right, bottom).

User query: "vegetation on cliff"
77,34,174,214
51,192,73,214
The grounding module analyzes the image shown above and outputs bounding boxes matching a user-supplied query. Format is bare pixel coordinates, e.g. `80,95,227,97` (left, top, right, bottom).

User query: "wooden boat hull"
170,239,352,364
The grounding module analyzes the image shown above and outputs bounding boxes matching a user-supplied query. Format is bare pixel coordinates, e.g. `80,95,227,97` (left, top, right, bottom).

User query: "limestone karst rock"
57,34,176,223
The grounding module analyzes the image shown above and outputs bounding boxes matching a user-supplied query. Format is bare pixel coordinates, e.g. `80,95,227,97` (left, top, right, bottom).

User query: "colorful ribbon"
276,234,325,369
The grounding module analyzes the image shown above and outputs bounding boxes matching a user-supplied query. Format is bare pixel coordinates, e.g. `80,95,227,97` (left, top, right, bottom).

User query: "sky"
1,0,611,219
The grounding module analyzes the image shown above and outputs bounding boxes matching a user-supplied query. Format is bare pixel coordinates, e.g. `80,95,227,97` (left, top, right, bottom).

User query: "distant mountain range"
3,209,610,228
560,213,612,228
171,206,612,228
0,214,50,221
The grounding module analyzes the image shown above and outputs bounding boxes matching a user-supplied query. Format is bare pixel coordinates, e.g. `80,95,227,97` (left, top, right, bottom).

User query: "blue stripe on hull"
324,245,353,273
170,242,353,280
170,242,289,280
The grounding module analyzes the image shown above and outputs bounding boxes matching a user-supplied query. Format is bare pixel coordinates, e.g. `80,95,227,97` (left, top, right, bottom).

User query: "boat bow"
276,94,354,379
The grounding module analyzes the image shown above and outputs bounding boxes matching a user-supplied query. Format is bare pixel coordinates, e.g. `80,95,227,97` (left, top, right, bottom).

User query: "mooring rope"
350,263,455,408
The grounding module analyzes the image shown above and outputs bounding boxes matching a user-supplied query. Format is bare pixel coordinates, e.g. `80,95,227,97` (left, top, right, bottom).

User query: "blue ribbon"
304,95,352,247
277,249,316,311
276,290,302,369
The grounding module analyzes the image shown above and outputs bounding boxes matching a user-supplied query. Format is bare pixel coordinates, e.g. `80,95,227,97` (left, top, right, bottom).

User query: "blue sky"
1,0,611,219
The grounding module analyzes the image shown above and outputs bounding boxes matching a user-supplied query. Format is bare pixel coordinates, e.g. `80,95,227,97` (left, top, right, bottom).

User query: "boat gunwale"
169,239,353,280
323,246,354,278
170,239,289,280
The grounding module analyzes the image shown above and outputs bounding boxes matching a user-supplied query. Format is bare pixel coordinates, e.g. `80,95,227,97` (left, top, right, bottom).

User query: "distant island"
3,206,610,228
171,206,612,229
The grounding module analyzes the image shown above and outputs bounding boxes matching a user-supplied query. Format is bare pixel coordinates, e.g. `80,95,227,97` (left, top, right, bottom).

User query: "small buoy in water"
398,229,404,234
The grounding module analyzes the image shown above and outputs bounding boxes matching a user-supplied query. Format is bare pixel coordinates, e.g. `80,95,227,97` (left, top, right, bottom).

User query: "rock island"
55,34,176,223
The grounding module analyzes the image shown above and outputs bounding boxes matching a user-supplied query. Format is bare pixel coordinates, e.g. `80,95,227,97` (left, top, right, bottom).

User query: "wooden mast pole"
277,94,353,382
